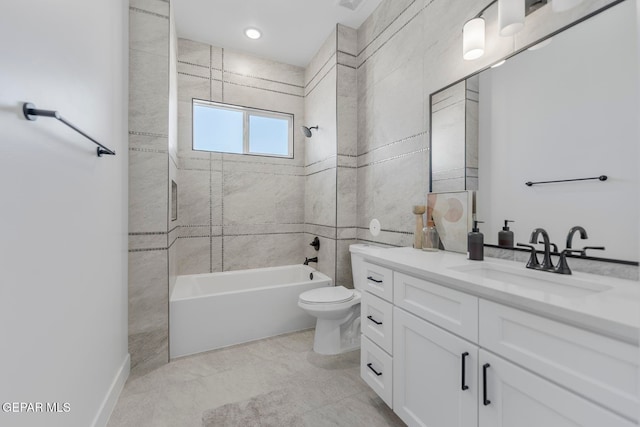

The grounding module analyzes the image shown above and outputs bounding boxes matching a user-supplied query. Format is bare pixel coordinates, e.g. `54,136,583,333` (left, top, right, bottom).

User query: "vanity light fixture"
462,0,552,60
463,18,486,60
245,28,261,40
499,0,525,36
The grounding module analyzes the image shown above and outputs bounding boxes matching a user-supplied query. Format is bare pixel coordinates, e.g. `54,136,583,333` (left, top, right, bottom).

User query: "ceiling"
173,0,383,68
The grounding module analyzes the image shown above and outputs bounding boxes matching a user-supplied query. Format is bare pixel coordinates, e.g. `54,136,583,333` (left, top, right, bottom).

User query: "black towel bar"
22,102,116,157
525,175,606,187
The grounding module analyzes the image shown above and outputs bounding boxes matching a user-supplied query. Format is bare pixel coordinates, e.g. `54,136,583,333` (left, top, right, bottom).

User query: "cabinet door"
478,349,636,427
393,307,477,427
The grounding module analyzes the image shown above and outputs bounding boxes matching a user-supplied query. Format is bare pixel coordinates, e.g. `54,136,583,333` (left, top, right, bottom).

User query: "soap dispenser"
468,220,484,261
498,220,515,248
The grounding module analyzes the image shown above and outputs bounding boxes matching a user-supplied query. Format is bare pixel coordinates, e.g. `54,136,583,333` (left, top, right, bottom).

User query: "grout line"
356,0,418,58
305,63,337,97
304,52,336,89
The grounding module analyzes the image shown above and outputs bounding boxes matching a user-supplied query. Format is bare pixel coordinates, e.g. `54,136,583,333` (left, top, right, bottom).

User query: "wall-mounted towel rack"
22,102,115,157
525,175,607,187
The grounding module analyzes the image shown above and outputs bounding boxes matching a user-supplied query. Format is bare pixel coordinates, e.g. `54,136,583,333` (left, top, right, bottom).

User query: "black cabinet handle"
367,315,383,325
483,363,491,406
367,276,383,283
367,363,382,376
461,352,469,391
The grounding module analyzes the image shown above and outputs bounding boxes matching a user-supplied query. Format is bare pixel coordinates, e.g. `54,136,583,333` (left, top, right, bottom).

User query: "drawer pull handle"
367,315,383,325
483,363,491,406
461,352,469,391
367,276,383,284
367,363,383,376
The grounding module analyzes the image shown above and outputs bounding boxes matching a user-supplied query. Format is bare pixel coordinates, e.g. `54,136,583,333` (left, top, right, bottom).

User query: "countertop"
356,246,640,344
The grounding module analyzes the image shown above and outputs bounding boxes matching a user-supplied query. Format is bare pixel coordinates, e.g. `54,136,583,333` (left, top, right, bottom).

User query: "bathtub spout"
304,257,318,265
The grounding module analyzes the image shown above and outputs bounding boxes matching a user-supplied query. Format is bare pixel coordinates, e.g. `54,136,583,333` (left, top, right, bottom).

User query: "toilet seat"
299,286,354,304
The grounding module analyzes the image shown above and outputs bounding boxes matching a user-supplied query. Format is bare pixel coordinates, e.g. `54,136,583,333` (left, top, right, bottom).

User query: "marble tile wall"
302,25,359,287
176,38,306,276
354,0,627,269
128,0,172,375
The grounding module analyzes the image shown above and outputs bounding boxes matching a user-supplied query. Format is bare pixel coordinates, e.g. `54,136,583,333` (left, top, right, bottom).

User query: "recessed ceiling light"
245,28,261,40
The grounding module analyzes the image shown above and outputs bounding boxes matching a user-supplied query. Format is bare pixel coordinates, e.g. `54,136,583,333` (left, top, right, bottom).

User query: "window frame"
192,99,294,159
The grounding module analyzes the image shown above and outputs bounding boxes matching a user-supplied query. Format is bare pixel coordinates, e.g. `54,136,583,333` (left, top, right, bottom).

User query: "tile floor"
107,329,406,426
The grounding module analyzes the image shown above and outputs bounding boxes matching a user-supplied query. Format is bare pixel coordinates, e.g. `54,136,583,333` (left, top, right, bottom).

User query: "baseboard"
91,353,130,427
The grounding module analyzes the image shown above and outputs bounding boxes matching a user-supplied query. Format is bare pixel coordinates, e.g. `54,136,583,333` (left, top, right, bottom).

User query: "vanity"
358,247,639,427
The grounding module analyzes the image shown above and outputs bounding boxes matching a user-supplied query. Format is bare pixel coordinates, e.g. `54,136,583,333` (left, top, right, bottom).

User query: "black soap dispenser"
468,220,484,261
498,220,515,248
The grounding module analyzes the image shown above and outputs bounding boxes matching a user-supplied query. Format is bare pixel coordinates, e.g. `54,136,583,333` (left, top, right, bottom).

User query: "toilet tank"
349,244,379,291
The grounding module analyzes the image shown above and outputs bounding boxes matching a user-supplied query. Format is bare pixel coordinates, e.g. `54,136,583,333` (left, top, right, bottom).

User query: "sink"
449,263,612,298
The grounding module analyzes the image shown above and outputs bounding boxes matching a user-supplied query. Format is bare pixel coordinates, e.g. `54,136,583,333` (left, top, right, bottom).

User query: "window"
193,100,293,158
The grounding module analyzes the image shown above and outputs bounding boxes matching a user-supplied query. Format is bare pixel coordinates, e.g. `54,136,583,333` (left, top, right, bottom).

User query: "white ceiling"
173,0,383,68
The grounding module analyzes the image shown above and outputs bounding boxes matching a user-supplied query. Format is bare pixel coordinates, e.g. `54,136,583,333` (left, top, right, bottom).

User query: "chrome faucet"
529,228,554,270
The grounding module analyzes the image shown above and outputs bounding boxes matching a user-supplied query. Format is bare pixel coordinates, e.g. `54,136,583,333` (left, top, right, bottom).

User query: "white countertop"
357,246,640,344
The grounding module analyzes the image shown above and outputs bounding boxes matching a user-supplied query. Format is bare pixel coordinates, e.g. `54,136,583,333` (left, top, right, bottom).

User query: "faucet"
528,228,554,270
555,226,605,274
566,226,587,249
303,257,318,266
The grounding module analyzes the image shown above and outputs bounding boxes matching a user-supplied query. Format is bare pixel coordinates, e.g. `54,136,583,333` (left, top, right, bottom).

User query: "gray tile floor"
107,329,406,426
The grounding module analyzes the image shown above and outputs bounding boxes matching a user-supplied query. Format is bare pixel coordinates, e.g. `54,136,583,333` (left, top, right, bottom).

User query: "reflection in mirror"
430,76,479,192
429,0,638,262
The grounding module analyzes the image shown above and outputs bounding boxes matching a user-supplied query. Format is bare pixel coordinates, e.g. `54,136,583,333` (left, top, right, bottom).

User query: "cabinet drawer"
362,261,393,302
394,272,479,342
480,299,639,421
361,335,393,408
362,292,393,354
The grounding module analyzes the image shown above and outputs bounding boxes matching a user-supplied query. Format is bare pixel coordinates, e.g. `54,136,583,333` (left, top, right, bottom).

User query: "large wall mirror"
429,0,638,262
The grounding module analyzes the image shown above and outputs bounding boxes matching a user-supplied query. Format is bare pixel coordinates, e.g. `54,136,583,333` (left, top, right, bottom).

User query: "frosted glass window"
192,100,293,158
249,115,289,156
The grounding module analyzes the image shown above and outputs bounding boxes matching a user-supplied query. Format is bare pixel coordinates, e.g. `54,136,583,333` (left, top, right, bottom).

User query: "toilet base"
312,306,361,355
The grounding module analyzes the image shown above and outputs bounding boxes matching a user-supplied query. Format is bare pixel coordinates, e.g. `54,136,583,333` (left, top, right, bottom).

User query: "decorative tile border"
305,53,337,88
129,130,168,138
305,63,337,97
357,0,425,68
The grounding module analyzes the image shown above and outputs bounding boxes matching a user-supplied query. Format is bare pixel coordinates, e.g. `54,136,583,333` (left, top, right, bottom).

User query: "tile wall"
128,0,172,376
303,25,358,287
175,39,307,275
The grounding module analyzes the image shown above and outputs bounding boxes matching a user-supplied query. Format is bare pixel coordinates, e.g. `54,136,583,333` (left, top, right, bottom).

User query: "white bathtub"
169,264,331,358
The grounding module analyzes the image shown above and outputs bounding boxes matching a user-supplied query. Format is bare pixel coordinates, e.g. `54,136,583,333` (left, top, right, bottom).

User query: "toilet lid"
299,286,354,304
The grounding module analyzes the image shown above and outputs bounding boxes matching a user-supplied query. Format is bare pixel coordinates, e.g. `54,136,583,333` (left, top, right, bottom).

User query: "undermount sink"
449,262,612,298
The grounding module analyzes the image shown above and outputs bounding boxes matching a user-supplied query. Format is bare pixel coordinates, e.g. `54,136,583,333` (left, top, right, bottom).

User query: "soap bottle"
422,218,440,252
468,220,484,261
498,220,515,248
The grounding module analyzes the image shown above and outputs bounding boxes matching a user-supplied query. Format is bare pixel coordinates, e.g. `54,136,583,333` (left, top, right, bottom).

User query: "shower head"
301,125,318,138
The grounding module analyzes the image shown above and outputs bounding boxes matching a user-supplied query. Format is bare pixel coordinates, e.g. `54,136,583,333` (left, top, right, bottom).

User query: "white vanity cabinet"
393,307,478,427
360,261,394,407
358,255,639,427
478,350,636,427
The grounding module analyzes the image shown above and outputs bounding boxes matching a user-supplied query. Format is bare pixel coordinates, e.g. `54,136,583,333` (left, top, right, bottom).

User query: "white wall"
477,0,638,260
0,0,129,426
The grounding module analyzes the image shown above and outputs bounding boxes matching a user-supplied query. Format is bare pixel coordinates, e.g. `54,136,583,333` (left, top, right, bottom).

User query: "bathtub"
169,264,331,358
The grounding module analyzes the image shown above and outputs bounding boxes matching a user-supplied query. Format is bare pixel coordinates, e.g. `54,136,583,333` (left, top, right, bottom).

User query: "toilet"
298,244,371,355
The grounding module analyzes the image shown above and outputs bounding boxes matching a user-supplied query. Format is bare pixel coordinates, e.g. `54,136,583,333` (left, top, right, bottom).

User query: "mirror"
429,0,638,262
